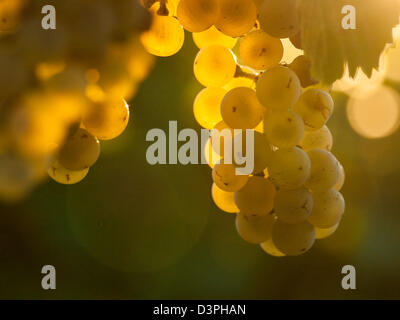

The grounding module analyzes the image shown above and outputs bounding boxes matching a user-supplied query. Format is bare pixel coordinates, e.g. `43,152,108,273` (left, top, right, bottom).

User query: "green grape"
272,220,315,256
263,110,304,148
177,0,219,32
58,128,101,171
215,0,258,37
299,125,333,152
258,0,300,38
334,163,345,191
211,183,239,213
293,89,334,130
193,87,226,129
212,162,249,192
260,237,286,257
268,147,311,190
308,189,345,228
235,213,275,244
192,26,237,49
274,187,313,224
315,223,340,240
256,66,301,111
221,87,264,130
305,149,340,192
140,14,184,57
194,45,236,87
48,160,89,185
288,55,318,88
82,96,130,141
240,30,283,71
234,176,276,217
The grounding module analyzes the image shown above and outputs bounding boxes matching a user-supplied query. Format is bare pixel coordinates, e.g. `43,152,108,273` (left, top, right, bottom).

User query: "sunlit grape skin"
299,125,333,152
48,160,89,185
275,187,314,224
192,26,237,49
315,223,340,240
308,189,345,228
212,162,249,192
193,87,225,129
177,0,219,32
235,213,275,244
211,183,239,213
260,237,286,257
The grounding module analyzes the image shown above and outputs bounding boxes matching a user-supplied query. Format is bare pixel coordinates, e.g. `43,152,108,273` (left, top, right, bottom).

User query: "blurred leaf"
298,0,400,83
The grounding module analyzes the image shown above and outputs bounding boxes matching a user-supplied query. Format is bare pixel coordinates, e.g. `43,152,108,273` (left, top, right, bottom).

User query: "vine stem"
234,65,260,83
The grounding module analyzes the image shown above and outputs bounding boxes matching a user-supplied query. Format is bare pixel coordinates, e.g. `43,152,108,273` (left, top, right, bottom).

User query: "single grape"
193,87,226,129
221,87,264,130
212,162,249,192
299,125,333,152
260,237,286,257
240,30,283,71
293,89,334,130
194,45,236,87
272,220,315,256
236,213,275,244
288,55,318,88
256,66,301,111
48,160,89,185
211,183,239,213
305,149,340,192
58,128,101,171
315,223,340,240
263,110,305,148
334,163,345,191
275,187,313,224
308,189,345,228
210,121,234,158
192,26,237,49
177,0,219,32
268,147,311,190
204,138,221,168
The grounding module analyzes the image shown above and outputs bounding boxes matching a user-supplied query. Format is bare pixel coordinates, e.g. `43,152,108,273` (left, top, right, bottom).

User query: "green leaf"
298,0,400,84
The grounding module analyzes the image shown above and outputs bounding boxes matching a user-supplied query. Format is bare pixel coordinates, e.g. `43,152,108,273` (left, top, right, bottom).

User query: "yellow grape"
293,89,334,130
194,45,236,87
308,189,345,228
82,96,130,140
334,163,345,191
268,147,311,190
263,110,304,148
140,14,184,57
260,237,286,257
256,66,301,111
299,125,333,152
210,121,234,158
288,55,318,88
272,220,315,256
58,128,101,171
215,0,258,37
192,26,237,49
177,0,219,32
274,187,313,224
211,183,239,213
315,223,340,240
221,87,264,129
240,30,283,71
259,0,300,38
212,162,249,192
193,87,226,129
204,138,221,168
235,213,275,244
305,149,340,192
234,176,276,217
48,160,89,185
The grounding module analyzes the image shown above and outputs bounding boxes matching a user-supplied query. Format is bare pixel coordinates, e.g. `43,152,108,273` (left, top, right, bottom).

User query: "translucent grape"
274,187,313,224
192,26,237,49
193,87,226,129
177,0,219,32
204,138,221,168
288,55,318,88
299,125,333,152
235,213,275,244
256,66,301,111
260,237,286,257
305,149,340,192
140,15,184,57
215,0,258,37
210,121,234,158
293,89,334,130
334,163,345,191
240,30,283,71
234,176,276,217
58,128,101,171
259,0,300,38
212,162,249,192
315,223,340,240
308,189,345,228
272,220,315,256
83,96,130,140
268,147,311,190
221,87,264,129
263,110,305,148
211,183,239,213
194,45,236,87
48,160,89,185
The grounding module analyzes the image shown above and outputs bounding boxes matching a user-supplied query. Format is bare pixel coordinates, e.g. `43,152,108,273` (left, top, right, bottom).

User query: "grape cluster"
0,0,154,201
143,0,346,257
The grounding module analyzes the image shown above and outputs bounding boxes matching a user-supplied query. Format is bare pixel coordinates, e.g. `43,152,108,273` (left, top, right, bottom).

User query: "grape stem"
157,0,169,16
234,65,259,82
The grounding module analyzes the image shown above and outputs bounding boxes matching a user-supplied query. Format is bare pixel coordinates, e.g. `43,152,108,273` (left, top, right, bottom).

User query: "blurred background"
1,29,400,299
